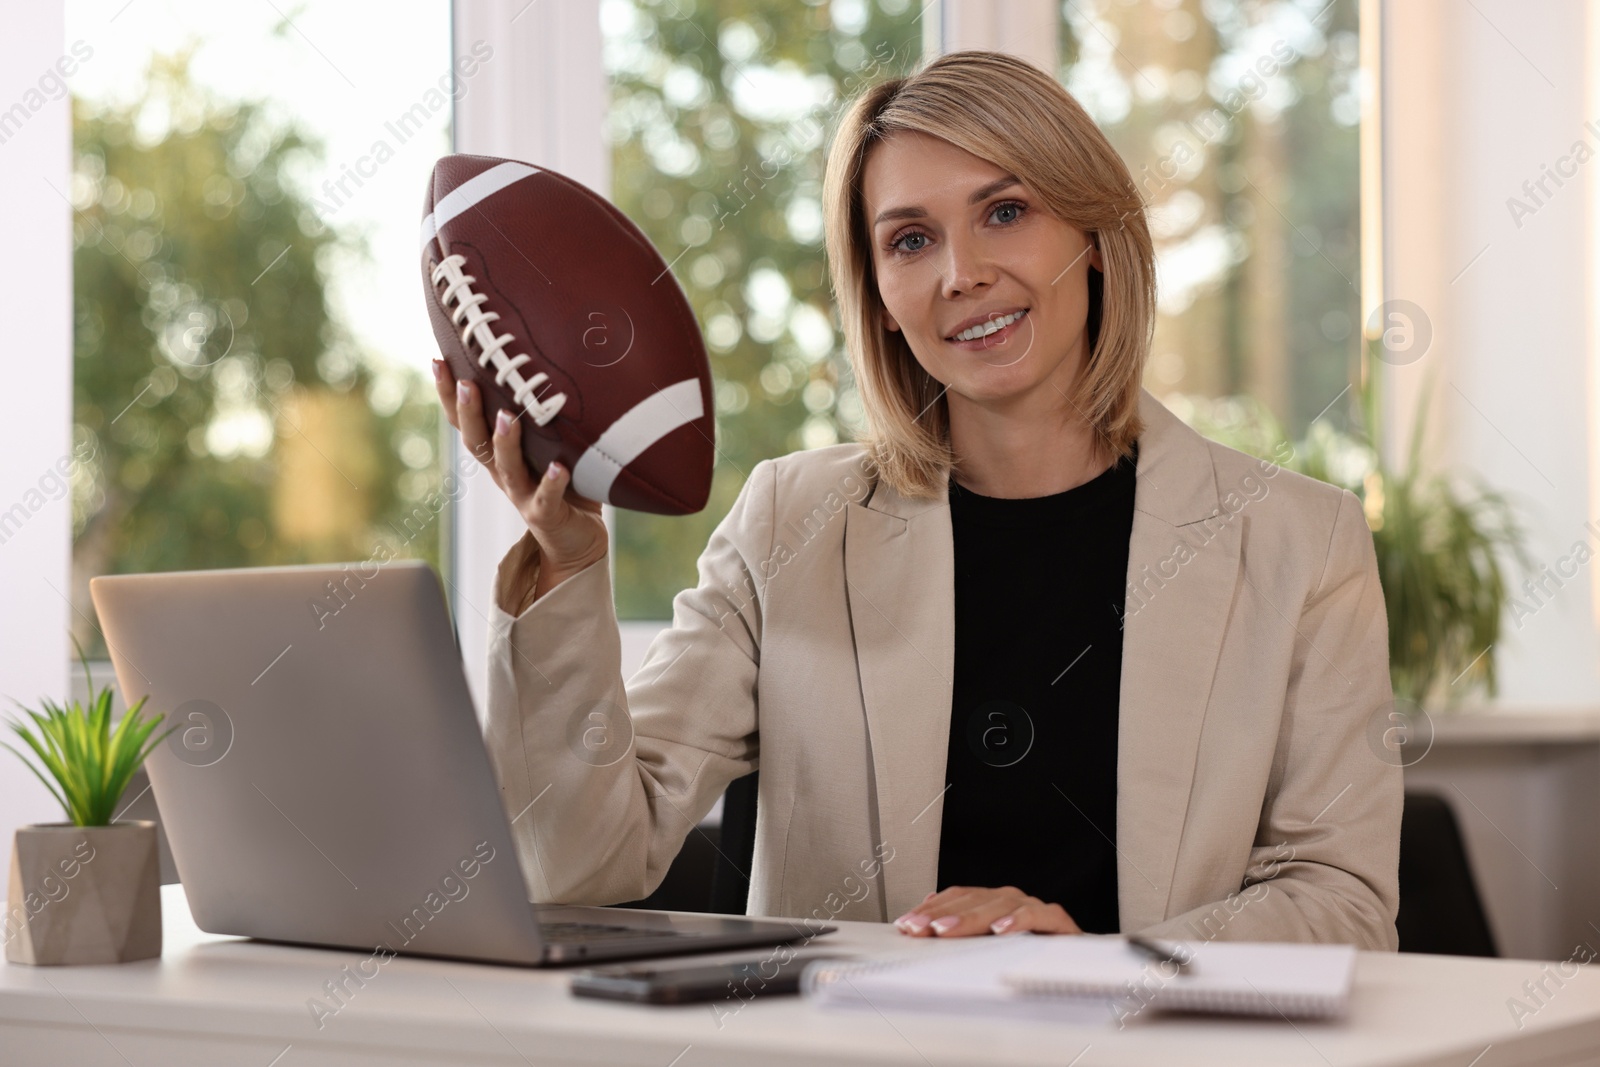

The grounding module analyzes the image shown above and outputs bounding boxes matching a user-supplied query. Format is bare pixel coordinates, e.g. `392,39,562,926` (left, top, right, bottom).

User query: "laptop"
89,560,829,965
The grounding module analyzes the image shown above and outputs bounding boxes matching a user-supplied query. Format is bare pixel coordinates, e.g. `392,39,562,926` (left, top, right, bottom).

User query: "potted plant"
1344,365,1525,706
3,641,171,965
1175,358,1527,709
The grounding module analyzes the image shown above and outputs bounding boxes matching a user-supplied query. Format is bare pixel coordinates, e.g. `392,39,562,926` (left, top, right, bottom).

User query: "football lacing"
430,253,567,426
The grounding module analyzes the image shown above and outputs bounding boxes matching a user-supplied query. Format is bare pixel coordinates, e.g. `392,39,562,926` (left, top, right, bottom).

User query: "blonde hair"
822,50,1156,499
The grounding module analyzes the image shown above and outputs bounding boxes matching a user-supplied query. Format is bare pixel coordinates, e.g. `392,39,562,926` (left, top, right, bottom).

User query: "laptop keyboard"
538,920,699,945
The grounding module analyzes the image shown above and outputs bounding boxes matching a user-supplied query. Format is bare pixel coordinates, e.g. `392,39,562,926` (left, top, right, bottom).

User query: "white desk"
3,885,1599,1066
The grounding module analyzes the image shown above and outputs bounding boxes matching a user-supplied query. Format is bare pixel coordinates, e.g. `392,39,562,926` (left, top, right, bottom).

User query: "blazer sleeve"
1136,489,1404,950
482,459,776,905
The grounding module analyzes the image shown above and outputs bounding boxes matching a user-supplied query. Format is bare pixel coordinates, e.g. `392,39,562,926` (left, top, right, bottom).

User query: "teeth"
954,310,1025,341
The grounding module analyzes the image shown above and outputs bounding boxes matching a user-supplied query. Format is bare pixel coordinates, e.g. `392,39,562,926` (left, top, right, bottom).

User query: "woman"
432,50,1401,949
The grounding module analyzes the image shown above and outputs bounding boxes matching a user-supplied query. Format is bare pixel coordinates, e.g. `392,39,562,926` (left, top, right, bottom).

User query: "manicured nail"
990,917,1014,935
898,913,931,933
495,409,513,435
930,916,959,935
457,380,471,405
547,461,563,478
432,359,444,383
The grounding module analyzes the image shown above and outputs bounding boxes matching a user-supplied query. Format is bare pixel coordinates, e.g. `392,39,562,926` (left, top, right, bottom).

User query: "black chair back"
710,771,759,913
611,771,758,913
1397,791,1497,956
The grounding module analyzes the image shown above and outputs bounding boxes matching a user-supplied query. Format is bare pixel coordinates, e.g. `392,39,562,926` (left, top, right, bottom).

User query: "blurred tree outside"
603,0,924,618
71,52,444,657
1061,0,1361,435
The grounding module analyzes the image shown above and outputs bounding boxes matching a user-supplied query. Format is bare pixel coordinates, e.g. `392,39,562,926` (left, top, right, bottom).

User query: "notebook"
802,935,1356,1023
803,937,1122,1024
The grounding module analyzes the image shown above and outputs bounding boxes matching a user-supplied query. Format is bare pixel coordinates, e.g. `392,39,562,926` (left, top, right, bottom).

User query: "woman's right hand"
433,360,608,597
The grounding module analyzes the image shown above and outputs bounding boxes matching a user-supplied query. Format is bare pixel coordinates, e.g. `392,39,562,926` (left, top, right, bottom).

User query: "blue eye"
991,200,1025,224
887,200,1025,258
890,231,927,255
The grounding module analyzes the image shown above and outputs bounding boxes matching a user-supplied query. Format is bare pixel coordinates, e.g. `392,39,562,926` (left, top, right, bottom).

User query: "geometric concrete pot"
4,821,161,965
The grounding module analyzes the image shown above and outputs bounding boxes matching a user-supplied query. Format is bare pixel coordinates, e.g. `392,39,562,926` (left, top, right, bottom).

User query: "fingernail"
899,913,931,933
930,916,959,935
495,409,512,435
457,380,471,405
431,359,444,383
990,917,1014,935
547,461,563,478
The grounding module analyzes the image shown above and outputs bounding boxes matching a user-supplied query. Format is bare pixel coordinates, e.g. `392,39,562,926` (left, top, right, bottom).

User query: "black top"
936,443,1138,934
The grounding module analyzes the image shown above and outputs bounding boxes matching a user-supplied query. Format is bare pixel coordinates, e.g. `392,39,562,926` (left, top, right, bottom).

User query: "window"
63,1,1361,639
602,0,926,619
1060,0,1362,436
66,0,454,655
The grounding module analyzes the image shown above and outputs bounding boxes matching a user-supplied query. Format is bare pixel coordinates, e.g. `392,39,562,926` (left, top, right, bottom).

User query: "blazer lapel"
1115,391,1239,931
840,390,1236,928
843,481,955,922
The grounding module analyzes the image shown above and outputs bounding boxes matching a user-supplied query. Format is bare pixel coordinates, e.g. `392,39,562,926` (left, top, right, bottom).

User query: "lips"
945,308,1029,342
940,308,1030,355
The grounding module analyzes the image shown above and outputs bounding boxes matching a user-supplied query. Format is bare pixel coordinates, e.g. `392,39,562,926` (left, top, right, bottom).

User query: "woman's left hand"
893,886,1083,937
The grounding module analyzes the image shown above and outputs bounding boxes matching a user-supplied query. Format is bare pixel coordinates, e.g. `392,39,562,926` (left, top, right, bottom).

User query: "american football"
420,153,714,515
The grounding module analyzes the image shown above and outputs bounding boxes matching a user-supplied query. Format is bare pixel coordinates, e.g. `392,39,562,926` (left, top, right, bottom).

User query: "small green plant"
1178,354,1527,707
2,638,172,827
1352,366,1526,704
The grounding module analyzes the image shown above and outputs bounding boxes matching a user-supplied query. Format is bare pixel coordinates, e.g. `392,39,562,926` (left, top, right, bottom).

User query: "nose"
937,230,997,300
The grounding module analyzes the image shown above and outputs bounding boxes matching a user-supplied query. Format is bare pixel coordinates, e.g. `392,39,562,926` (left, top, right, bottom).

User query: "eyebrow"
872,175,1023,228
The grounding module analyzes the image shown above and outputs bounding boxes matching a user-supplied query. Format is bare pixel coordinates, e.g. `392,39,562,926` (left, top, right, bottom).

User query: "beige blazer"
484,389,1402,949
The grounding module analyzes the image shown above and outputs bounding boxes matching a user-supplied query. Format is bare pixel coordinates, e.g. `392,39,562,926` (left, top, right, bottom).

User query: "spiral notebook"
802,935,1356,1023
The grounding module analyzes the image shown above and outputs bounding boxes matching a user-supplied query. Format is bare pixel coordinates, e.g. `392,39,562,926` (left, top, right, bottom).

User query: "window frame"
447,0,615,709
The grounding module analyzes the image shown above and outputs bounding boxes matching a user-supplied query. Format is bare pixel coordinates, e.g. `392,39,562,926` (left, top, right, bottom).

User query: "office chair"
614,771,757,913
709,770,758,913
1396,791,1498,957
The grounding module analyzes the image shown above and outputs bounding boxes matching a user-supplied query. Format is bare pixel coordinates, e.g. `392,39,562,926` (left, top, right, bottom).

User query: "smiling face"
862,130,1103,415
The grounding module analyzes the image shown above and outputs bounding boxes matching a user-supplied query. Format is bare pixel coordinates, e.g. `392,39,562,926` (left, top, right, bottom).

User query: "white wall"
0,2,73,847
1381,0,1600,708
1377,0,1600,962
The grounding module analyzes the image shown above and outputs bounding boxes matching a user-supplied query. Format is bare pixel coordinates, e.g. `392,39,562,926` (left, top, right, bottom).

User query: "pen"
1126,935,1194,976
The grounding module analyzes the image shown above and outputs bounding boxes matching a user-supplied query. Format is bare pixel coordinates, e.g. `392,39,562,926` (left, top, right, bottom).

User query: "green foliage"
1180,360,1527,707
1062,0,1362,434
73,52,443,655
1354,363,1525,705
2,640,172,827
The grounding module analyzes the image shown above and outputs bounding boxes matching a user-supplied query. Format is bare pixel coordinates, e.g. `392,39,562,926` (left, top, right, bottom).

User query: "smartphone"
570,950,852,1004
